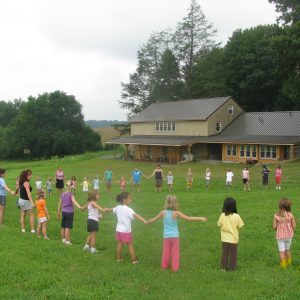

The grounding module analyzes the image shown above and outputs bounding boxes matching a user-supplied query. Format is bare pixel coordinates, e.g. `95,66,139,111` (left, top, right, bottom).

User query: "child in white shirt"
226,169,234,190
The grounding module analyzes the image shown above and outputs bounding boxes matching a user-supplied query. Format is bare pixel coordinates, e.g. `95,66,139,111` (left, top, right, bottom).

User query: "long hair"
164,195,178,210
222,197,237,215
116,192,130,203
87,191,98,202
0,168,5,177
18,169,32,186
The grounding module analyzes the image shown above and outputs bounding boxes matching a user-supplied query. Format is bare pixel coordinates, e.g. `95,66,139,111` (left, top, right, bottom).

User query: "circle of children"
0,163,294,272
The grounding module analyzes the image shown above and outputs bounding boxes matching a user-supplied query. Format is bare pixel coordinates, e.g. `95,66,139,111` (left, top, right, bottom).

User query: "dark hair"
116,192,130,203
0,168,5,177
222,197,237,215
87,191,98,202
71,176,76,181
278,197,292,216
18,169,32,186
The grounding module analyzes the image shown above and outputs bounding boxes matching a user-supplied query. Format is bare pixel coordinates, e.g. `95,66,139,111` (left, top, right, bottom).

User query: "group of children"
31,176,295,272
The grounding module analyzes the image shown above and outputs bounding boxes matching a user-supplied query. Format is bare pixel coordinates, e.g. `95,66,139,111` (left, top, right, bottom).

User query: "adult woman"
17,169,35,233
148,164,164,192
55,166,65,195
0,168,15,226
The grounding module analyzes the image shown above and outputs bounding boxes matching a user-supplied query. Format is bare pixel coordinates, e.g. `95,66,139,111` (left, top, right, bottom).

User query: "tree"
223,25,282,111
151,49,184,101
0,99,23,127
190,47,231,98
0,91,101,159
269,0,300,25
173,0,218,94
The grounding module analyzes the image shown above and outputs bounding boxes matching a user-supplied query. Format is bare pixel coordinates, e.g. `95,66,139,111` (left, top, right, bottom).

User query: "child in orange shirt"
35,190,50,240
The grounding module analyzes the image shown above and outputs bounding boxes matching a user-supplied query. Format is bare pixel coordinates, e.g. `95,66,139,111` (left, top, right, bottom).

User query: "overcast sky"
0,0,277,121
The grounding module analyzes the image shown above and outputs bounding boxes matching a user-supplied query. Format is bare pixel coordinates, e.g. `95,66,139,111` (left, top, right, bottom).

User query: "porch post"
139,145,141,161
188,144,192,161
125,144,129,161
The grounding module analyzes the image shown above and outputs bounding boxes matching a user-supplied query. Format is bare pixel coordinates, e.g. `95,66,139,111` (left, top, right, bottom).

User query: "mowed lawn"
1,152,300,299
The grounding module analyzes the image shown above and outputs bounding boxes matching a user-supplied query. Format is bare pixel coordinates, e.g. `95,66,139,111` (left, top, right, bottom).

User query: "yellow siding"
131,120,208,136
207,99,243,135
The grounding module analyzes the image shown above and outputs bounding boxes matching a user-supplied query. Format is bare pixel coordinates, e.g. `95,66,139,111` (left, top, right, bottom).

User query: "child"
205,168,211,189
92,175,100,192
167,171,174,192
145,195,207,272
262,165,271,190
226,169,234,190
35,190,50,240
272,198,296,268
113,192,146,263
130,168,145,193
218,197,244,271
119,176,127,192
57,181,82,245
275,165,282,190
46,177,52,196
81,177,90,193
70,176,77,194
35,177,43,192
186,168,193,191
241,167,250,191
82,191,112,254
103,167,113,192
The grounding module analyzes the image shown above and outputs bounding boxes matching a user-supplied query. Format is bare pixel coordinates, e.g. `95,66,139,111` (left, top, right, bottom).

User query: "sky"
0,0,278,121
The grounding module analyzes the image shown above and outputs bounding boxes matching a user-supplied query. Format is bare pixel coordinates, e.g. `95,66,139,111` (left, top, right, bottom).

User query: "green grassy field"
1,152,300,299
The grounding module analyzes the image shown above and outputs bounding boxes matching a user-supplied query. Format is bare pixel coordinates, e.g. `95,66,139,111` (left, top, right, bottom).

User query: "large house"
107,96,300,164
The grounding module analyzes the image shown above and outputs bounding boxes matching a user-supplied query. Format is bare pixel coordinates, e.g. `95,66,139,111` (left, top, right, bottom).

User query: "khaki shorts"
18,198,33,211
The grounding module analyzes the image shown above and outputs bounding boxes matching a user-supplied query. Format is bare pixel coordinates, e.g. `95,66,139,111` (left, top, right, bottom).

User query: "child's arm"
133,213,146,223
291,214,296,229
45,206,50,220
145,211,164,224
175,211,207,222
57,199,62,219
71,196,82,209
272,216,277,229
81,204,88,211
92,201,112,213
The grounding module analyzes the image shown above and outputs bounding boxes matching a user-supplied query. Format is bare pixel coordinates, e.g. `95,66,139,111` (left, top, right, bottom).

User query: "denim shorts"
277,238,292,251
0,195,6,206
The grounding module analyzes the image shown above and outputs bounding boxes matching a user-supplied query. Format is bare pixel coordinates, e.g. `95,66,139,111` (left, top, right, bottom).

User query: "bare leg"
128,241,137,261
65,228,71,241
61,228,65,240
42,222,47,237
0,205,5,225
117,242,123,260
86,233,91,246
90,232,97,248
20,210,26,231
29,209,35,231
37,223,41,237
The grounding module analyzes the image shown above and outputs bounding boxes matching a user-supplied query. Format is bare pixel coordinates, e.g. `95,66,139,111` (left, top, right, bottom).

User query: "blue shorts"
133,180,140,185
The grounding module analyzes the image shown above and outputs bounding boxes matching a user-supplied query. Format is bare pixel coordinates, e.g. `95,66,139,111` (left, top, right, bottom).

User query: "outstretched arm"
133,213,146,223
4,185,15,195
71,196,82,209
145,211,164,224
291,214,296,229
175,211,207,222
92,201,112,213
272,217,277,230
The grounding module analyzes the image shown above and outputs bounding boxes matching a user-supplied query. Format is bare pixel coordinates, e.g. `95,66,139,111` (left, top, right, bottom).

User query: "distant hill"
85,120,124,128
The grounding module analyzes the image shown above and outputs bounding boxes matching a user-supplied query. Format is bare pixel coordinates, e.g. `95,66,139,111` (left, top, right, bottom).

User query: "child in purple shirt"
57,181,82,245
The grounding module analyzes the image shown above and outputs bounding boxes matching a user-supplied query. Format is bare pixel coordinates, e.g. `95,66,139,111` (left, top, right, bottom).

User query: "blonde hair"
37,189,46,199
164,195,178,210
65,180,72,190
277,197,292,217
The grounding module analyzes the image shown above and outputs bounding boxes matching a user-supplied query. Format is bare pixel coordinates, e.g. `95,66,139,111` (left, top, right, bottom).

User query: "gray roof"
221,112,300,136
130,97,234,123
107,134,300,146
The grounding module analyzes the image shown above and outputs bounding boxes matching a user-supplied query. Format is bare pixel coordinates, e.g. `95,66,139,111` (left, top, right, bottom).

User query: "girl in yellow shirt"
218,197,244,271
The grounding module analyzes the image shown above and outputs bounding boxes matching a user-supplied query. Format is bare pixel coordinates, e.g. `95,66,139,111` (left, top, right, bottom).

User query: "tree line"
120,0,300,117
0,91,101,159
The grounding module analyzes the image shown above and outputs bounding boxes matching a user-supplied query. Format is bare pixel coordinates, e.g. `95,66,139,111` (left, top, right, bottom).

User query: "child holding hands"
145,195,207,272
82,191,112,254
273,197,296,268
113,192,146,264
35,190,50,240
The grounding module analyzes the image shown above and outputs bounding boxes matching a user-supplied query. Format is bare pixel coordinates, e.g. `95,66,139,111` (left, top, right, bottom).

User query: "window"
240,145,245,157
252,145,257,157
226,144,237,156
260,145,276,159
155,122,175,132
246,145,251,157
228,105,234,115
216,121,222,133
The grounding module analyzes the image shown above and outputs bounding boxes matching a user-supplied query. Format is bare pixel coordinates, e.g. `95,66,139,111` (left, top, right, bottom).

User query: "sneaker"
116,258,123,262
21,229,26,233
132,259,139,264
90,249,99,254
44,236,50,240
83,245,90,252
65,241,72,246
62,239,66,244
31,230,36,234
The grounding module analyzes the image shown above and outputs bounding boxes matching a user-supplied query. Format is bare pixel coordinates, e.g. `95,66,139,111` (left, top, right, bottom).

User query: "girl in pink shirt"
272,198,296,269
275,165,282,190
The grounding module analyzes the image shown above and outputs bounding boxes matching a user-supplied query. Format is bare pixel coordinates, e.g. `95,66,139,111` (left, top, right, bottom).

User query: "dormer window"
216,121,222,133
228,105,234,115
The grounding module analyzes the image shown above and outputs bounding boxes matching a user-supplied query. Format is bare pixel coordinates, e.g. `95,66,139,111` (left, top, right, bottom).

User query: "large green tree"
0,91,101,159
269,0,300,24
